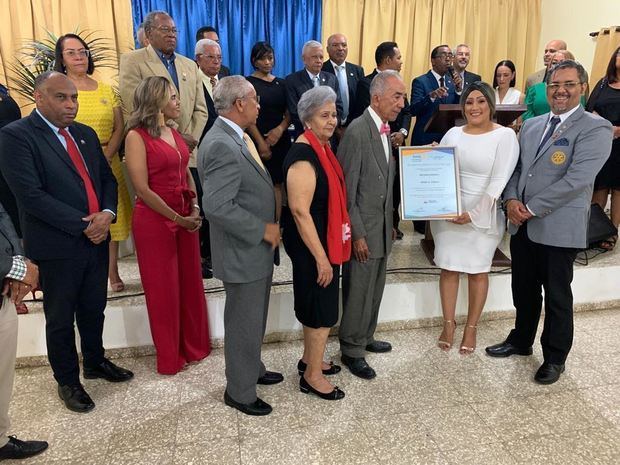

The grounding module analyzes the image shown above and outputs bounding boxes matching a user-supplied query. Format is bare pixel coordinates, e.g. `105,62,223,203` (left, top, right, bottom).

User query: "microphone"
447,66,462,92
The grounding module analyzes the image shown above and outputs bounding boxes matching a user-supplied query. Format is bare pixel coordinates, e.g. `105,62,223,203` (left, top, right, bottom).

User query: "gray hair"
143,10,170,33
195,38,220,58
213,76,254,114
454,43,470,54
370,70,402,97
546,59,587,84
298,86,337,126
302,40,322,56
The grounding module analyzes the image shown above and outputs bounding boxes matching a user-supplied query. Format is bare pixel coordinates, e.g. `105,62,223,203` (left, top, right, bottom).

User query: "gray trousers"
339,256,387,358
0,298,17,448
223,273,272,404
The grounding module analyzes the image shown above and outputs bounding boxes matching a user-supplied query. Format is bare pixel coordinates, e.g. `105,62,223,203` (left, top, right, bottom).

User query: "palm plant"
8,29,117,103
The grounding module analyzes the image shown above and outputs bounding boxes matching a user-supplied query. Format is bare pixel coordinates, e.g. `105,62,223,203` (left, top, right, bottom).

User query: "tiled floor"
7,308,620,464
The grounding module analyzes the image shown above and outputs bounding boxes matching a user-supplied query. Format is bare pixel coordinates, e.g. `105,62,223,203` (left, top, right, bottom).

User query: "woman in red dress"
125,76,210,374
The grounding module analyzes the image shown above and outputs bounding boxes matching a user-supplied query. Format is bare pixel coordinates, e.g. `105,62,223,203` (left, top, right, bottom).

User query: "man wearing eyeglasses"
195,26,230,78
486,60,613,385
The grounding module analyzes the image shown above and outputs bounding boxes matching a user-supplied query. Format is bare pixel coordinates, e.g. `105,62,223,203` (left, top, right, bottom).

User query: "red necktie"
58,128,100,214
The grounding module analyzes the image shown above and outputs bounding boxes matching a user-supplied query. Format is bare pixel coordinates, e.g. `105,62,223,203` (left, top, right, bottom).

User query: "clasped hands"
2,259,39,305
506,199,533,226
82,211,114,244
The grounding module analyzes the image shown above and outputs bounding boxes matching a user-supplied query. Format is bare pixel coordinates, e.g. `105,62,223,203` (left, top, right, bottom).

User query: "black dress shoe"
365,340,392,353
395,228,404,240
299,375,345,400
341,354,376,379
83,359,134,383
297,359,341,376
257,371,284,385
224,391,272,416
201,262,213,279
58,384,95,413
485,341,533,358
534,362,565,385
0,436,48,460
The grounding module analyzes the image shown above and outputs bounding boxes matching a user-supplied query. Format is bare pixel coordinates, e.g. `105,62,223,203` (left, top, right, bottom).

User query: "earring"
157,111,165,127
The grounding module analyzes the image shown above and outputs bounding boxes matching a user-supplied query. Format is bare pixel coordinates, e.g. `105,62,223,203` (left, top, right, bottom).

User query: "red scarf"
304,129,351,265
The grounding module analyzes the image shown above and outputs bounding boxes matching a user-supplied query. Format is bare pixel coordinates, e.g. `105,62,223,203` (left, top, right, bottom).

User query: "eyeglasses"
63,49,90,58
202,54,222,61
238,94,260,104
435,52,453,59
154,26,178,35
547,81,582,91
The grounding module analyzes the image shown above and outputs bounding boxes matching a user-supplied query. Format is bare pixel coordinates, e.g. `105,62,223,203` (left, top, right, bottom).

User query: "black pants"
506,225,578,364
190,167,211,262
38,245,109,386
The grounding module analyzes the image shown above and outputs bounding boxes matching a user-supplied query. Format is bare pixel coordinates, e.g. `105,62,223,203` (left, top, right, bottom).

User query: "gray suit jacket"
199,118,276,283
337,109,395,258
503,106,612,248
0,201,23,278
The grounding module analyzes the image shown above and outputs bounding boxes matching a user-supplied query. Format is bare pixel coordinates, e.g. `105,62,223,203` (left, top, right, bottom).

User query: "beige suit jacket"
119,45,208,166
524,68,546,94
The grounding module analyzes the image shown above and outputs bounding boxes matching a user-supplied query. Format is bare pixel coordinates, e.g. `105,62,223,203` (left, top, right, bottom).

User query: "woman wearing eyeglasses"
54,33,132,292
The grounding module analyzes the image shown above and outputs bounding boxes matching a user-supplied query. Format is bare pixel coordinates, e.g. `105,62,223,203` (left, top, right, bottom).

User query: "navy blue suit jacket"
0,111,117,260
321,60,365,124
411,70,460,145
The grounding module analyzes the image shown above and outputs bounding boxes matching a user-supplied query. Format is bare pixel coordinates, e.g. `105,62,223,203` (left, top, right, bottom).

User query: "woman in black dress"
246,42,291,221
587,46,620,250
282,86,351,401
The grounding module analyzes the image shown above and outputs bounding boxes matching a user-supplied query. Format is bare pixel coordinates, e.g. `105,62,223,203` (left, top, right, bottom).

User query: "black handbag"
587,203,617,249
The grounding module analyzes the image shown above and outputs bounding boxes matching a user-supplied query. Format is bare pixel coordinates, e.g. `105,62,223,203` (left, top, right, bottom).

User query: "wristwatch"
399,128,408,137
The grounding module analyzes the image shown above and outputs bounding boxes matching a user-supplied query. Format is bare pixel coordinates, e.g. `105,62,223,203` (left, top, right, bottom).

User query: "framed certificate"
399,146,461,220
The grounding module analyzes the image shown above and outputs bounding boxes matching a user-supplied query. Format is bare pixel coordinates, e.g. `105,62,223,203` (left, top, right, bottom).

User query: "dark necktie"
439,76,445,88
58,128,100,214
210,76,217,88
537,116,561,154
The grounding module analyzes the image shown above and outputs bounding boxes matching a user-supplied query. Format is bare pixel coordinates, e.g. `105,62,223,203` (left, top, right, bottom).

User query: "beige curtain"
590,26,620,89
322,0,541,94
0,0,134,111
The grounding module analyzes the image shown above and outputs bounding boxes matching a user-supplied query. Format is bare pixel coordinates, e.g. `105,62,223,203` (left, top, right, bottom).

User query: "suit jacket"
119,45,208,166
199,83,218,143
410,70,460,146
352,70,411,136
337,108,395,258
219,65,230,78
503,106,612,249
284,69,343,134
0,201,23,278
525,68,546,94
463,70,482,89
321,60,365,124
0,111,117,260
199,118,276,283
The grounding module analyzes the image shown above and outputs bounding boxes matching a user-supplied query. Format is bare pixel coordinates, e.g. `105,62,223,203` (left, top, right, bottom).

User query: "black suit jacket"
199,84,218,143
284,69,343,134
0,111,117,260
463,70,482,90
0,201,23,278
218,65,230,79
321,60,365,124
353,70,411,136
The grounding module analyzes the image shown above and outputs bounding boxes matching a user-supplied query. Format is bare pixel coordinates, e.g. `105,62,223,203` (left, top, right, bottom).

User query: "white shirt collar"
330,60,346,71
430,69,444,84
36,108,62,132
549,104,580,125
305,69,320,81
367,106,387,131
219,116,244,140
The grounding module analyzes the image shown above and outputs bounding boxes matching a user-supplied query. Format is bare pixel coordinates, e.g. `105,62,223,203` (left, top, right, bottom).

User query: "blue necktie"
336,65,349,121
537,116,560,154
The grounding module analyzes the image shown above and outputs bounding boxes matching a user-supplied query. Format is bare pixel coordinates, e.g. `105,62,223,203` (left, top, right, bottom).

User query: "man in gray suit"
0,202,48,460
337,70,406,379
486,60,612,384
199,76,282,415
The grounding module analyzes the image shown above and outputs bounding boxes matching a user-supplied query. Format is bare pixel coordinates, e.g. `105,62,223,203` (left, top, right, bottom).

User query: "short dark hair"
492,60,517,88
431,44,450,59
250,41,275,70
546,59,588,84
460,81,496,120
196,26,217,42
605,46,620,84
375,41,398,66
143,10,170,34
34,70,61,90
54,33,95,75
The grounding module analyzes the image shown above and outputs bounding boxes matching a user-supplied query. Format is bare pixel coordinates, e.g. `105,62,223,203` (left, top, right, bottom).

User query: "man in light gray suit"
199,76,282,416
486,60,612,384
337,70,406,379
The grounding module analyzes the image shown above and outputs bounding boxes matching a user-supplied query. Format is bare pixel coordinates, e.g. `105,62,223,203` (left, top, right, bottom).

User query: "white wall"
539,0,620,75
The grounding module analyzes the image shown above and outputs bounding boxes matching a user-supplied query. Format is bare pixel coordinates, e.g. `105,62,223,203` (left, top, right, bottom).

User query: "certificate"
399,146,461,220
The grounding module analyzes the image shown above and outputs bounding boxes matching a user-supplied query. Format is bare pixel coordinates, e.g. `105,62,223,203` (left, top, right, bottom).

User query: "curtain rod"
589,26,620,37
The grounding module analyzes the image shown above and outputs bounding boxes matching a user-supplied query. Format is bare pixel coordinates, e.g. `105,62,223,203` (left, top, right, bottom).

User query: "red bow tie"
379,123,391,135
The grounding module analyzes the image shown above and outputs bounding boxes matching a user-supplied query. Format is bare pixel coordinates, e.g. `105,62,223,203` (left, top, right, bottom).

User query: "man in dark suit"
453,44,482,91
285,40,343,135
0,201,48,460
486,61,612,384
0,72,133,413
353,42,411,238
199,76,282,416
321,33,365,131
195,26,231,77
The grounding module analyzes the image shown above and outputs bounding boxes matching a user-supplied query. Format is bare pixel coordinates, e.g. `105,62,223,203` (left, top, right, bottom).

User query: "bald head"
34,71,78,128
326,33,348,65
543,39,568,66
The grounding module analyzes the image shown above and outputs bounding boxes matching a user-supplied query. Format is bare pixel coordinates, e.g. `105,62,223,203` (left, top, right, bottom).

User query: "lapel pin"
182,72,187,81
80,140,86,145
349,72,353,76
321,78,326,82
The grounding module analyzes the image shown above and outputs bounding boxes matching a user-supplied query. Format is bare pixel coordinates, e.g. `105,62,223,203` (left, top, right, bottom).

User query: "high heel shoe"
459,324,478,355
437,320,456,351
297,359,341,376
299,375,345,400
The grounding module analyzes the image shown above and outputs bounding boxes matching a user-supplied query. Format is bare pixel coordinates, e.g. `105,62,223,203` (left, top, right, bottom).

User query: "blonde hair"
127,76,172,138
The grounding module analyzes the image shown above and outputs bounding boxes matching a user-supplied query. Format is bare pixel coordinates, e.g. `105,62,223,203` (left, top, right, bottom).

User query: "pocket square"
553,138,569,146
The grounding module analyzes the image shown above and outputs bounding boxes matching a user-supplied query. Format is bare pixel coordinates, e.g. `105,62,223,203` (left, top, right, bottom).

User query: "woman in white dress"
431,82,519,354
493,60,523,104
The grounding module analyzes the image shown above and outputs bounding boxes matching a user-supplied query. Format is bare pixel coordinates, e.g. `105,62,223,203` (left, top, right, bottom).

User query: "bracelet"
192,203,200,210
172,214,178,223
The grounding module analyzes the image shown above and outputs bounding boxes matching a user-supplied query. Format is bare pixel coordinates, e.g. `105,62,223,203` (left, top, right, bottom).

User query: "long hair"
492,60,516,88
127,76,171,138
605,46,620,84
